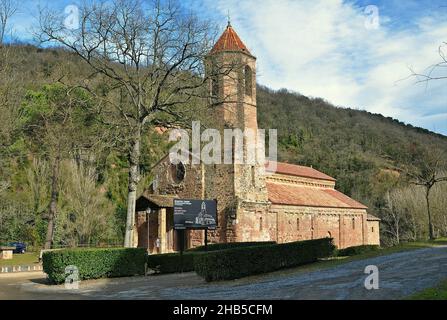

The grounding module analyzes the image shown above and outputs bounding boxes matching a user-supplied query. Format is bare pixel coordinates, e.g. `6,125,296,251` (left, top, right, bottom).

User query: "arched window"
244,65,252,97
259,216,263,231
170,162,185,184
251,165,255,186
352,217,355,230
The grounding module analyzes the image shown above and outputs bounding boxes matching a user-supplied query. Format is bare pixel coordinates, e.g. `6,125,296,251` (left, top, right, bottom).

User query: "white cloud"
7,0,42,41
209,0,447,134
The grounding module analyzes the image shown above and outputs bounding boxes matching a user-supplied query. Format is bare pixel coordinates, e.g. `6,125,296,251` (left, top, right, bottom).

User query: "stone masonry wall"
236,204,368,249
367,220,380,245
149,155,205,248
204,163,236,243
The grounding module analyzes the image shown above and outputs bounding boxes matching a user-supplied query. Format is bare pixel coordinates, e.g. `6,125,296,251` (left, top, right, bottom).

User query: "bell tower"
204,22,268,243
206,21,258,132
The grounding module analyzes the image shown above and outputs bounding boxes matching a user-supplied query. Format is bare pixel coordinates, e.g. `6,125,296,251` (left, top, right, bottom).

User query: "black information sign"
174,199,217,230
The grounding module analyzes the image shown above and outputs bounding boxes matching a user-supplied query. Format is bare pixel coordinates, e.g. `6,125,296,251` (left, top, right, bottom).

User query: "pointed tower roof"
210,22,251,55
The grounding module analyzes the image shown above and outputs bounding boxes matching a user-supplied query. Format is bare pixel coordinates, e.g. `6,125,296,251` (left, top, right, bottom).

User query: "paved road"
2,246,447,300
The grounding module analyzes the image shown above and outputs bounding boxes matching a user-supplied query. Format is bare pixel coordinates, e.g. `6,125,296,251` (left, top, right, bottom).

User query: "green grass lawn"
0,252,40,267
408,279,447,300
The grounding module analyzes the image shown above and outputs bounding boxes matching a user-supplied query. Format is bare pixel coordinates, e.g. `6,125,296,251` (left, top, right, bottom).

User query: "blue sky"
6,0,447,135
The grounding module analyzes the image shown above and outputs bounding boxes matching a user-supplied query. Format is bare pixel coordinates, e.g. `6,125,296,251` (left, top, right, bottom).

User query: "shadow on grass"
29,277,50,285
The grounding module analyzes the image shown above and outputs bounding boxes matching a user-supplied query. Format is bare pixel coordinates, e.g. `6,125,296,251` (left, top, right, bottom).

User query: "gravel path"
3,246,447,300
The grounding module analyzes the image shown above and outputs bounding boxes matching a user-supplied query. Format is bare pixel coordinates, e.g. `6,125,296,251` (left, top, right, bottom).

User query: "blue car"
9,242,26,254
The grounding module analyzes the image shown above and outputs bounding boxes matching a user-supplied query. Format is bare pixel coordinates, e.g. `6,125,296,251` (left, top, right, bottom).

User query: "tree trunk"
426,187,435,240
124,129,141,248
44,155,60,249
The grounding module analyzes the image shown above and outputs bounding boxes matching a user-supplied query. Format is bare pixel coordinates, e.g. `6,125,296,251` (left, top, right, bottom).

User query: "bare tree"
0,38,21,169
406,149,447,240
382,190,403,245
26,157,50,218
59,160,117,246
410,41,447,83
431,180,447,237
21,84,100,249
0,0,16,44
381,187,423,245
38,0,233,247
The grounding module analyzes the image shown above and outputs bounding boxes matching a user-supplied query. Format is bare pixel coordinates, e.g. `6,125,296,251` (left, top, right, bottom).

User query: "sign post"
174,199,217,258
179,229,185,272
173,199,217,230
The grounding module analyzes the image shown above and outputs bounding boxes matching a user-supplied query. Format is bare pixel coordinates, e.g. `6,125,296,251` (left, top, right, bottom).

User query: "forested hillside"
257,86,447,243
0,45,446,247
257,86,447,199
0,45,172,247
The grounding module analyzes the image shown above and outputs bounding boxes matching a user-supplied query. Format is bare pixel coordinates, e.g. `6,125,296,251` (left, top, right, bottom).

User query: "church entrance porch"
135,194,181,254
136,193,208,254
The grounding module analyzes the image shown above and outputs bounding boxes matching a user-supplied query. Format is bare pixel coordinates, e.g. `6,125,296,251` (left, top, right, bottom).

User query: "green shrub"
42,247,146,284
146,242,275,274
146,252,200,274
194,238,335,282
187,241,276,252
336,245,380,257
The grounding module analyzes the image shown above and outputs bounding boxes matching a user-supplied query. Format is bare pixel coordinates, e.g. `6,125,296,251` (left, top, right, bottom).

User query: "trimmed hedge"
147,242,275,274
146,252,199,274
194,238,336,282
187,241,276,252
336,245,380,257
42,248,146,284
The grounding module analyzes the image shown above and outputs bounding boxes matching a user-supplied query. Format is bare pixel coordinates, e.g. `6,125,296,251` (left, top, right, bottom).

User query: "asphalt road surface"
1,246,447,300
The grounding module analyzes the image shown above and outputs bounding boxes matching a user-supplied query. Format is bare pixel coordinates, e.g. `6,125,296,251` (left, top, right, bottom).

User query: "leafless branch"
0,0,17,44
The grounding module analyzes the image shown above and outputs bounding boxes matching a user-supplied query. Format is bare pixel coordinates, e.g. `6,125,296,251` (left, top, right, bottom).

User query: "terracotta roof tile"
266,182,367,209
265,161,336,182
138,192,175,208
210,24,251,54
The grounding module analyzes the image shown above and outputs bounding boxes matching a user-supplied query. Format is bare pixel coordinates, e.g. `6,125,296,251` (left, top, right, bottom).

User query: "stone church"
135,23,380,254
